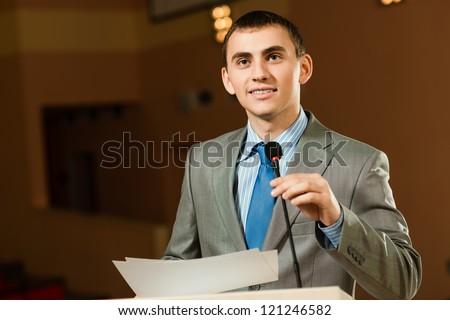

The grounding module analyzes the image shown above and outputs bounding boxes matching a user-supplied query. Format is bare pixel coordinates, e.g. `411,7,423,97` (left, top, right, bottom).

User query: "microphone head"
265,141,283,161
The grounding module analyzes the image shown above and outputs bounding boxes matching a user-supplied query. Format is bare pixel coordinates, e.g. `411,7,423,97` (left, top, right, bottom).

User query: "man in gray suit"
163,10,421,299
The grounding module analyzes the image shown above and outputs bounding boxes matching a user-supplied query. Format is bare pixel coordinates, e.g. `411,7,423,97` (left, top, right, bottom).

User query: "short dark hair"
222,10,305,67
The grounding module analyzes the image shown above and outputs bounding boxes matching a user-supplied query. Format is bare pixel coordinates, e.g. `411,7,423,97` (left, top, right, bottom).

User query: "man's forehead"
226,26,294,56
229,25,288,41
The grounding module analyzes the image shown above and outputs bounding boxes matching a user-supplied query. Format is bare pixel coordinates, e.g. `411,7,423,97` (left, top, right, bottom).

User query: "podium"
114,251,352,300
140,286,352,300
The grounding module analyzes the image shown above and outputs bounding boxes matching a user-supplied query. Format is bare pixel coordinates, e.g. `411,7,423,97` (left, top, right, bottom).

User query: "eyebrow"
262,45,287,56
230,45,288,63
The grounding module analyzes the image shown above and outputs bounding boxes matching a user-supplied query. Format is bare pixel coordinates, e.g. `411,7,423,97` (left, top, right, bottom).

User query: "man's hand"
270,173,341,226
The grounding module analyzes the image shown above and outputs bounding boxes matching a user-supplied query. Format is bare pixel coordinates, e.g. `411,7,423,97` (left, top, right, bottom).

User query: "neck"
248,107,300,141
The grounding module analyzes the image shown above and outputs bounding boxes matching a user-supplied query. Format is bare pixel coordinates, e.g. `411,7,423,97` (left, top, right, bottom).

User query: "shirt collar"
238,107,308,163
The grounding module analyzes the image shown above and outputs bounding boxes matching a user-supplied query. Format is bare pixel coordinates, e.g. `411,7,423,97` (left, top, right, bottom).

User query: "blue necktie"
245,143,276,250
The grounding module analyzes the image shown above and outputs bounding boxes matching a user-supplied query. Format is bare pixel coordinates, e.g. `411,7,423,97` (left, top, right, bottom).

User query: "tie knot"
255,144,270,165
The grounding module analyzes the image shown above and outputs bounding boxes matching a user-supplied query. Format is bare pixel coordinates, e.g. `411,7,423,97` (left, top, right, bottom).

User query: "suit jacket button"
347,245,355,255
249,284,261,291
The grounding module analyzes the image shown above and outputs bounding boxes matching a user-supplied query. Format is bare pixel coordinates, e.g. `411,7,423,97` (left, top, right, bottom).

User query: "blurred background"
0,0,449,299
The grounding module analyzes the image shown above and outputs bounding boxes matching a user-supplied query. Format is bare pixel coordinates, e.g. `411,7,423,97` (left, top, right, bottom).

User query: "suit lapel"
262,111,335,251
212,128,248,251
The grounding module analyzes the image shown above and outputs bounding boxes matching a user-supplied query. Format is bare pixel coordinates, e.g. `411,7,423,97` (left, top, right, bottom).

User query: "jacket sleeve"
317,150,422,299
162,145,202,260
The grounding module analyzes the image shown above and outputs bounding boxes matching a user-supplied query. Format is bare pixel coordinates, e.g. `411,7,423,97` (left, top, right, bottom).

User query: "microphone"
265,142,302,288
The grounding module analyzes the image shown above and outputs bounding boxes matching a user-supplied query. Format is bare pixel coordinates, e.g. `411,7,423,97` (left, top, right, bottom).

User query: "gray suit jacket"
163,111,422,299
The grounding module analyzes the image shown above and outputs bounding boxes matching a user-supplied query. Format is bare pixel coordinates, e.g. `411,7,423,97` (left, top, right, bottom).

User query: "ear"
221,67,236,95
299,54,313,85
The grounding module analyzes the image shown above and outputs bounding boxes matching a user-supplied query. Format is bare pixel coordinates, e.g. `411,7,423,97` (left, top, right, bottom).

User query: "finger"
277,178,325,200
270,176,285,187
270,176,302,197
290,191,322,207
270,173,323,187
270,174,306,187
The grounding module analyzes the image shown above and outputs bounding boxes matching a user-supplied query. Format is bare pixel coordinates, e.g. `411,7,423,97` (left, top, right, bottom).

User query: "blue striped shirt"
319,212,343,248
235,108,343,248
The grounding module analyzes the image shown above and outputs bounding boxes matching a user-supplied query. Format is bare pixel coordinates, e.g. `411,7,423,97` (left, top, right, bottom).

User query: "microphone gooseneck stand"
265,141,302,288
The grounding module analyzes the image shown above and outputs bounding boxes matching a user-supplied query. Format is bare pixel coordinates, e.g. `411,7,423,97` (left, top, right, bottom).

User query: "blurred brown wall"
0,0,448,299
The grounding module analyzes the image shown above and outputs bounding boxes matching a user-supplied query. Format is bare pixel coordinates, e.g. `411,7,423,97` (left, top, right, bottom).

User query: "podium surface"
141,286,352,300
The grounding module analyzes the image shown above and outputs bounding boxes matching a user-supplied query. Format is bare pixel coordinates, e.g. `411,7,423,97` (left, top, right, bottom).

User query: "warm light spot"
214,18,226,30
211,5,232,43
380,0,402,5
214,17,232,30
211,5,231,19
215,30,228,44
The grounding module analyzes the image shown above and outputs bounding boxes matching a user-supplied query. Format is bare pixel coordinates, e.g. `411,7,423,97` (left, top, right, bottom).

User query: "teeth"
252,89,273,94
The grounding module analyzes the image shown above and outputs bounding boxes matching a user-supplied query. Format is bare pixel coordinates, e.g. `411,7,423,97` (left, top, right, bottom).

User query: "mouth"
249,88,277,95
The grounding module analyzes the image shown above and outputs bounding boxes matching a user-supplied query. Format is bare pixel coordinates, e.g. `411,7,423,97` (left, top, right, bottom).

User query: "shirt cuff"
318,211,344,249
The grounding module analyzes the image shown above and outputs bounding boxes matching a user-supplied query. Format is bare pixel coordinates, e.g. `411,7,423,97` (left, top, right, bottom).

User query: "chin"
250,110,279,121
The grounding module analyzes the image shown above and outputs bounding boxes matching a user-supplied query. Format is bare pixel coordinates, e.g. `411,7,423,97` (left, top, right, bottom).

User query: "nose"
251,60,269,81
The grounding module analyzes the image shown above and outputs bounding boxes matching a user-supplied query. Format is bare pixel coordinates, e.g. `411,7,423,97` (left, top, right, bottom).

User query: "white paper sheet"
113,249,278,298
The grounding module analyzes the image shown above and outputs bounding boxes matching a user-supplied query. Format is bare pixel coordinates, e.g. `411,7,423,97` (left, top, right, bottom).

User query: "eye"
237,59,250,67
268,54,281,62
